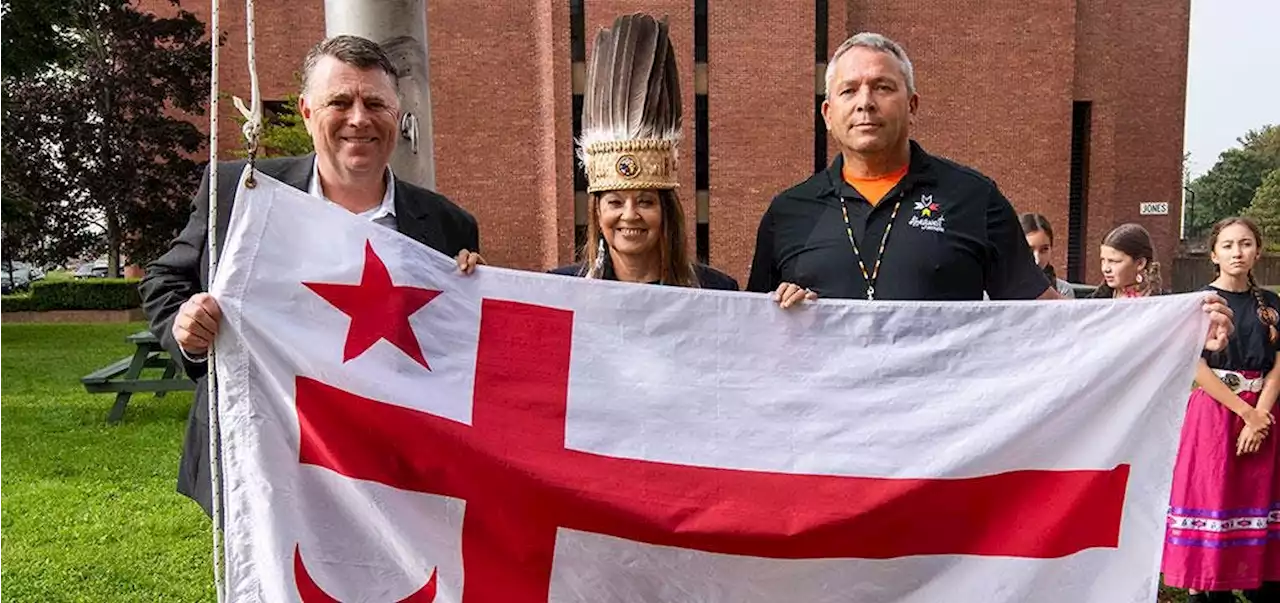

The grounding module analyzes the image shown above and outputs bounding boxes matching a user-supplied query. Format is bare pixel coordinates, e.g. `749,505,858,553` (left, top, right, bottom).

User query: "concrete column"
325,0,436,190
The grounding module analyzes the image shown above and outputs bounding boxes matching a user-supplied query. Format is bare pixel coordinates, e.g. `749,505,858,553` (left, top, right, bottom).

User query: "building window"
814,0,829,173
1067,101,1092,284
262,100,293,126
571,0,587,260
695,0,709,263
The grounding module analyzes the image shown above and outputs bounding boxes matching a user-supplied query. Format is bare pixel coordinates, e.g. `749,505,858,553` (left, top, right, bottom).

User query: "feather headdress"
578,14,682,193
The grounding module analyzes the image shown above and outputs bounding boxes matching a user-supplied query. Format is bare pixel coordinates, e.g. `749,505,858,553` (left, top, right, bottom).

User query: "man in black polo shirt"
748,32,1046,303
747,32,1233,347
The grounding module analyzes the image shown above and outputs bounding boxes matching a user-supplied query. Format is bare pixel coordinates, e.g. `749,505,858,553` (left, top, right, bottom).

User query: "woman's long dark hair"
1208,216,1278,343
579,189,699,287
1019,212,1059,282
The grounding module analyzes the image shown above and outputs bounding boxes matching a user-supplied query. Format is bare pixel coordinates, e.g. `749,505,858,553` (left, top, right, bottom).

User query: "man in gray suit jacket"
139,35,482,518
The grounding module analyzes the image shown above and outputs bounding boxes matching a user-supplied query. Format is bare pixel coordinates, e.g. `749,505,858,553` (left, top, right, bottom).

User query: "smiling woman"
549,13,737,291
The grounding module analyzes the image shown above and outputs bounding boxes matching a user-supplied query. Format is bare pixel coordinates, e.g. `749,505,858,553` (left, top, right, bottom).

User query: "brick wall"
429,1,574,270
846,0,1077,278
144,0,1189,289
1075,0,1190,285
708,1,815,283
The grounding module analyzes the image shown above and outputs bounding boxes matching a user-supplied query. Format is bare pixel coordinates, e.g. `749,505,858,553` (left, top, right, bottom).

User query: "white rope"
205,0,226,600
231,0,262,157
207,0,262,599
204,0,262,594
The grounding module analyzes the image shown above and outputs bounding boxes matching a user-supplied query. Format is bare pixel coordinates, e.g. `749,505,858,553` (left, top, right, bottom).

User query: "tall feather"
641,20,677,140
582,28,611,145
579,13,682,163
610,16,636,136
623,18,657,135
582,30,600,138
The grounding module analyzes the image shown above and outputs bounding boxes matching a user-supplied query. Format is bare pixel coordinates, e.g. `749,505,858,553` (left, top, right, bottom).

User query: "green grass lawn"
2,322,212,602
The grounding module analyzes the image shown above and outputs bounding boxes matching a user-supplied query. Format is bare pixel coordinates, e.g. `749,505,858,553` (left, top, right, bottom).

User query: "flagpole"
205,0,226,599
323,0,435,190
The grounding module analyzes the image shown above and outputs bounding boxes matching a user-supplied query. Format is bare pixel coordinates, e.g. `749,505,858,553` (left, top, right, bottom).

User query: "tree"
1,0,211,276
235,93,314,159
1242,125,1280,161
259,97,315,158
1,194,41,268
0,1,75,78
1245,168,1280,251
1187,125,1280,237
1187,148,1273,233
2,78,101,267
1,0,89,268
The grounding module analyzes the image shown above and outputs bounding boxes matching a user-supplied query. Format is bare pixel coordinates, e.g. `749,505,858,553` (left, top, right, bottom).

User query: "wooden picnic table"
81,330,196,423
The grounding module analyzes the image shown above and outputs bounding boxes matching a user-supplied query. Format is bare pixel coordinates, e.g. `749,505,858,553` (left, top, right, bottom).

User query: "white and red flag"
212,170,1206,602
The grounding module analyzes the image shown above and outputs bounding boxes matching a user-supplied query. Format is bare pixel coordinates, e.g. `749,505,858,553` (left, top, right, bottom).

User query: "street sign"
1140,202,1170,216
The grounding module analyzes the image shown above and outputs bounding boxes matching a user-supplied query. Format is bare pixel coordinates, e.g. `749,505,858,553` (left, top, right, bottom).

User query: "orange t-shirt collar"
842,163,909,206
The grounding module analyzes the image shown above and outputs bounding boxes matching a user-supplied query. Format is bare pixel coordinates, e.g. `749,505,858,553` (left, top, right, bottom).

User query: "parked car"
2,261,34,293
74,259,109,279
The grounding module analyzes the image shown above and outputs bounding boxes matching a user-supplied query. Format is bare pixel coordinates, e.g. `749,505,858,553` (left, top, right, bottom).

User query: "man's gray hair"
824,32,915,97
300,35,399,96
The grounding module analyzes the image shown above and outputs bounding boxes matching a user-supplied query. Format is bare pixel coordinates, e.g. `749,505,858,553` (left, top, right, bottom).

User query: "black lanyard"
839,195,904,300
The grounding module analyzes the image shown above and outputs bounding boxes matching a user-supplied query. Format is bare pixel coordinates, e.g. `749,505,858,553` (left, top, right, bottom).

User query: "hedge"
1,279,142,312
1,294,38,312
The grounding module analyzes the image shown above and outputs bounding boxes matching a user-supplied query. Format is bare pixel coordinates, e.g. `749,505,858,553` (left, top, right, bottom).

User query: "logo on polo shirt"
910,195,945,233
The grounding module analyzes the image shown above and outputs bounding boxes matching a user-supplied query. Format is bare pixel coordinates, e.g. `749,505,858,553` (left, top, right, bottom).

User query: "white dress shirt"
307,157,397,222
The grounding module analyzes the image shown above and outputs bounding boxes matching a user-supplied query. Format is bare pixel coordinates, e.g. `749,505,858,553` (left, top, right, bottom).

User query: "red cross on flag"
211,169,1207,602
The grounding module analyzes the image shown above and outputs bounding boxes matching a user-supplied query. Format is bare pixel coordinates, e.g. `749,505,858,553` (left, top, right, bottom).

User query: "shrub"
0,279,142,312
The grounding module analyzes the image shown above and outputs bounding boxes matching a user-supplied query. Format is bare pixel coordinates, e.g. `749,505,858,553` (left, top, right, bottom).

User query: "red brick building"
153,0,1190,288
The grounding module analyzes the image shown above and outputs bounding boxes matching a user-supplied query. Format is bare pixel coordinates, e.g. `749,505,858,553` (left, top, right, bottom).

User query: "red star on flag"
304,241,441,370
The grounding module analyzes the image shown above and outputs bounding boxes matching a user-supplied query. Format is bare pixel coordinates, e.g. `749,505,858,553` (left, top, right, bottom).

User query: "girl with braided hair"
1089,223,1164,298
1164,217,1280,602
